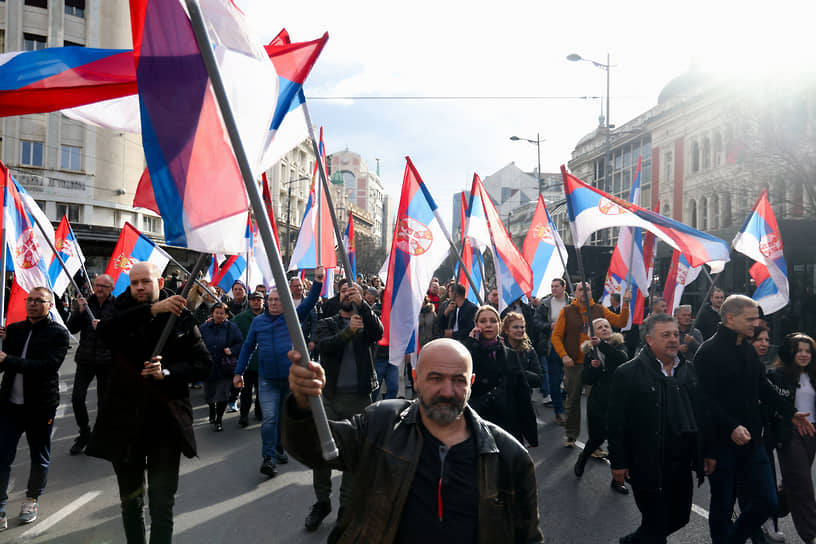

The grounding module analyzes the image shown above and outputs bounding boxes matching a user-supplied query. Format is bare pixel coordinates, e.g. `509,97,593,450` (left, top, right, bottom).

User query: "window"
0,30,5,54
35,200,46,212
722,195,732,227
688,199,697,228
711,194,719,229
56,203,81,223
63,40,84,47
60,145,81,171
713,133,723,165
65,0,84,17
24,0,48,7
144,216,161,233
23,33,47,51
664,151,673,183
662,203,671,218
699,197,708,230
21,140,44,166
702,137,711,170
690,141,700,173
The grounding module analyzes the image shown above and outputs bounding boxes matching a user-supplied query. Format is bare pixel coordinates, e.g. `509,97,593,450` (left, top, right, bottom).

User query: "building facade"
327,149,385,246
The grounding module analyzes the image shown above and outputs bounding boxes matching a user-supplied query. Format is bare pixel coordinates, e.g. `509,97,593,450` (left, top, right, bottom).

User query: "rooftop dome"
657,68,709,105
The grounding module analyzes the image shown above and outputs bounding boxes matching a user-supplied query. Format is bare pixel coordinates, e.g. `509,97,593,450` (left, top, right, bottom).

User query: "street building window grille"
21,140,44,167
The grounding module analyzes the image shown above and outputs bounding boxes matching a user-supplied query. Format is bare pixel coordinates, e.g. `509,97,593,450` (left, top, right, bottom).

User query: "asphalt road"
0,346,806,543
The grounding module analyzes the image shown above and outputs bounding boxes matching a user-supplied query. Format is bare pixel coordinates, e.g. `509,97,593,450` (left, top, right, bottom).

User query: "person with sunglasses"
66,274,118,455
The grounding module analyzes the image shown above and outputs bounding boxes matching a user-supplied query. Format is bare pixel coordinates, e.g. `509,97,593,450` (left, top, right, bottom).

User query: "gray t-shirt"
336,318,358,393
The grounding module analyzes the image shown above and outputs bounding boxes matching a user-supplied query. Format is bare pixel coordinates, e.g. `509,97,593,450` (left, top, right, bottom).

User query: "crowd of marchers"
2,268,816,543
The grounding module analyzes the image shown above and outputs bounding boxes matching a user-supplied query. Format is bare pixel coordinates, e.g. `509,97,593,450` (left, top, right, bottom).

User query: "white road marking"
14,491,101,542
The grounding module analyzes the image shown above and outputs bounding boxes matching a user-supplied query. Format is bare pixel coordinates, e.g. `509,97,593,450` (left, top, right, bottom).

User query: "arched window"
722,194,732,227
713,133,723,166
688,199,697,228
702,137,711,170
662,203,671,219
700,197,708,230
691,141,700,173
711,194,719,229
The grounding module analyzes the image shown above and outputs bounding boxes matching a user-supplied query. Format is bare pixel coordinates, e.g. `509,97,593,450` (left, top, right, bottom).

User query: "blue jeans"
538,353,551,397
372,359,399,402
258,378,289,459
546,349,564,415
0,403,56,512
708,442,777,544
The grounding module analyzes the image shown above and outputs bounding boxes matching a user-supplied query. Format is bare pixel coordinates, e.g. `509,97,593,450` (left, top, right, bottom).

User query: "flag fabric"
104,222,170,296
211,255,247,294
247,217,275,289
261,172,283,252
288,127,337,271
662,249,702,314
259,29,328,172
204,254,218,282
630,229,657,328
1,163,64,325
732,189,789,314
48,216,86,297
457,191,483,305
381,158,451,365
522,195,567,299
129,0,277,254
469,174,533,312
0,47,136,117
345,215,357,280
562,165,729,272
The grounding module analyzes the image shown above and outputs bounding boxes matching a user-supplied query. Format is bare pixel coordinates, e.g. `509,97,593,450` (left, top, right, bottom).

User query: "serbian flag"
345,215,357,280
48,216,86,297
204,254,219,282
1,163,64,325
261,172,282,253
562,165,730,272
732,189,789,314
247,217,274,289
288,127,337,271
469,174,533,312
523,195,567,299
381,158,451,365
259,29,329,172
211,255,247,294
104,222,170,296
0,47,136,117
662,249,702,314
129,0,277,254
631,228,657,327
457,191,484,305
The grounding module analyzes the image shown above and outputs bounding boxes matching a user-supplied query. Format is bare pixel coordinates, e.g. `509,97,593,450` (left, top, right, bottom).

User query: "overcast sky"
237,0,812,227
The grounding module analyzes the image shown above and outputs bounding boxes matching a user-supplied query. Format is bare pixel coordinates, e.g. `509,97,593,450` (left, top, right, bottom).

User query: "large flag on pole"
1,163,64,325
288,127,336,271
345,214,357,280
457,191,483,305
662,249,702,314
48,216,86,297
523,195,567,299
562,165,730,272
381,158,450,365
469,174,533,311
732,189,789,314
104,222,170,296
129,0,277,254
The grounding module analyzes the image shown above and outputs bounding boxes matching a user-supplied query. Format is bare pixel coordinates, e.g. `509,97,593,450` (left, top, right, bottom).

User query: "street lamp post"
567,53,612,192
509,133,545,195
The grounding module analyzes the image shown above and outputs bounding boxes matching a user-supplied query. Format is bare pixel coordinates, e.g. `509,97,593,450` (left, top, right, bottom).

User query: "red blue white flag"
288,127,337,271
457,191,484,305
345,214,357,280
732,189,789,314
48,215,86,297
1,163,64,325
562,165,729,272
381,158,451,364
211,255,247,294
662,249,702,315
129,0,277,254
104,222,170,296
523,195,567,299
469,174,533,312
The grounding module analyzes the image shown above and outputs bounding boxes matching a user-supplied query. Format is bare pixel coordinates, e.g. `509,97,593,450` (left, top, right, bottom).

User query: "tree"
353,231,387,278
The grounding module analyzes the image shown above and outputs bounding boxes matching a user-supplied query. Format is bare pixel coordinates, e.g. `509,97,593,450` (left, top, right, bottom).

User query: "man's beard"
417,389,467,425
341,300,354,312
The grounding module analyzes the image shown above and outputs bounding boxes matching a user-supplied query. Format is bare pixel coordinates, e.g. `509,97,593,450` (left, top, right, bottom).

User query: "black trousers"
239,368,261,419
628,466,693,543
72,364,109,434
112,441,181,544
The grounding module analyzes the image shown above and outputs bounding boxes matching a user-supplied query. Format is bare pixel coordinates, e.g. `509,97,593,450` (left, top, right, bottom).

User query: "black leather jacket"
0,316,69,409
282,398,544,544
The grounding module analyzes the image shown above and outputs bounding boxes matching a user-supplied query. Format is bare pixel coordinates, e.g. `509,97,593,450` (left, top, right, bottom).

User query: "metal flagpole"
0,206,6,350
186,0,338,460
161,252,220,301
475,249,487,300
29,211,96,321
573,246,596,338
67,223,94,297
302,105,354,279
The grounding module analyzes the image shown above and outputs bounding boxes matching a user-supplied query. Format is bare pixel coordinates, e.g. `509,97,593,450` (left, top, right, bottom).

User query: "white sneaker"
542,395,552,405
18,498,37,524
761,519,785,542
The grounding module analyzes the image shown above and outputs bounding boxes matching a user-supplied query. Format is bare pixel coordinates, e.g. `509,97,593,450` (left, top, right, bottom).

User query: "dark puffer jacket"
581,332,628,432
67,295,117,365
282,398,545,544
86,289,211,462
0,316,69,409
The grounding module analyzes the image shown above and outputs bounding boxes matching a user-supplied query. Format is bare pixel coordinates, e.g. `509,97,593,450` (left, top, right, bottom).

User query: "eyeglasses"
26,297,50,304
